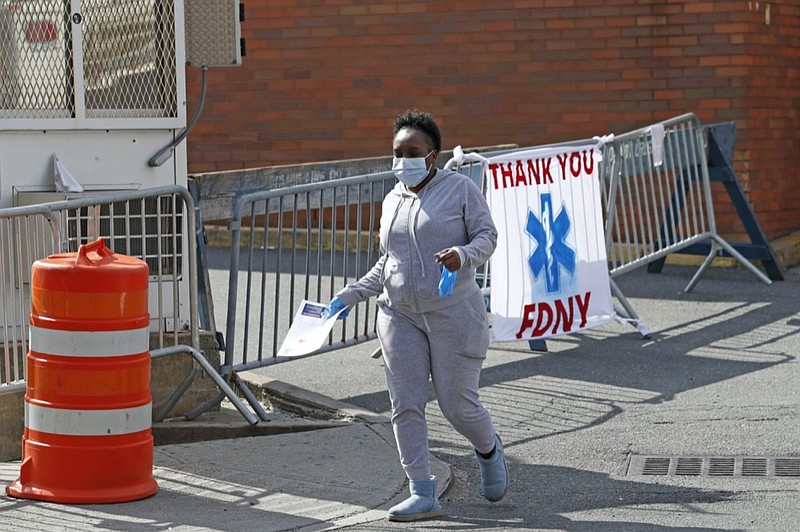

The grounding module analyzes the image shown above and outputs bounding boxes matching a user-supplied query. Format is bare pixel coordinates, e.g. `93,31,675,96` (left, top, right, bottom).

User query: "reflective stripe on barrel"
29,325,150,357
25,403,152,436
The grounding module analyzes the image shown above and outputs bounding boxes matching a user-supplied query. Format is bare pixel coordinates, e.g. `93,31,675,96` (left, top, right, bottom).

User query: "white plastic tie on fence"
591,134,615,161
650,124,665,167
453,144,466,164
452,144,489,165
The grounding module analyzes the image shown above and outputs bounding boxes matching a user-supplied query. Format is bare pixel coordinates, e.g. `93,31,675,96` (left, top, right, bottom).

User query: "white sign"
484,143,614,342
277,300,346,357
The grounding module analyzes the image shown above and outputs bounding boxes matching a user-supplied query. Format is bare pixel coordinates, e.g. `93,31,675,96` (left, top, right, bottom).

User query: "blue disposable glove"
438,267,457,297
325,297,350,319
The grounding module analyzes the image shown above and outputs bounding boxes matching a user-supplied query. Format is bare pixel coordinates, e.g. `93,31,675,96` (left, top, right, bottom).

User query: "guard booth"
0,0,243,333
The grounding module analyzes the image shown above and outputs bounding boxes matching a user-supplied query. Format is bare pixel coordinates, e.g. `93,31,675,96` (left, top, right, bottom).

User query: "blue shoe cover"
387,476,444,522
475,434,509,502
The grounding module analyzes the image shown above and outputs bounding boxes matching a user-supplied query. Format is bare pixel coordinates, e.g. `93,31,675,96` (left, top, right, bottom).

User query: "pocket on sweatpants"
449,292,490,359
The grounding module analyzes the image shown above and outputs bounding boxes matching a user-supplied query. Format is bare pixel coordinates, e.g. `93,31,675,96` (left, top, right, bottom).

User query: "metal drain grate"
628,455,800,478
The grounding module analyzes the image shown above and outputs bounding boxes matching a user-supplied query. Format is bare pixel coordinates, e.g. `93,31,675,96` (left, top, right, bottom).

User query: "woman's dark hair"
393,110,442,152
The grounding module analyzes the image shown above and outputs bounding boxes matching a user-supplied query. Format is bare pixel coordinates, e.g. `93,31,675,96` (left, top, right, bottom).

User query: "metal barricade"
604,113,772,292
0,186,256,424
646,122,784,281
446,114,774,341
444,140,649,337
219,171,396,419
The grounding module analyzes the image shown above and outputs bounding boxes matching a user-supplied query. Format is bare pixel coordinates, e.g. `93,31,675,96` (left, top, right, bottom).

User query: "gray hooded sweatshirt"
336,167,497,315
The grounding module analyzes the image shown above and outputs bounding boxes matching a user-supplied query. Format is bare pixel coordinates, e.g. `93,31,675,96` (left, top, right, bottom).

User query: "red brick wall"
186,0,800,240
735,2,800,238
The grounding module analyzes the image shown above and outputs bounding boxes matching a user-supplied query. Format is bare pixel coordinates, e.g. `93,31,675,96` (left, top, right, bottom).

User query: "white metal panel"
0,130,181,208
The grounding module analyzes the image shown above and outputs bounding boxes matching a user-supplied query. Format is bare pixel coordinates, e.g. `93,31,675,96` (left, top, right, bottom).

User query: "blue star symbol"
524,193,576,294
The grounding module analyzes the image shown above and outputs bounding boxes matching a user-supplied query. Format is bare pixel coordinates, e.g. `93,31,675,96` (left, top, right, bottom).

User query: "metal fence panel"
605,115,712,274
221,171,396,375
604,113,771,291
0,185,198,393
443,114,770,338
441,139,646,336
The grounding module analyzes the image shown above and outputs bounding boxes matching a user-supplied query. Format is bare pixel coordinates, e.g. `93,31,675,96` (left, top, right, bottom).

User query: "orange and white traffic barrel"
6,238,158,503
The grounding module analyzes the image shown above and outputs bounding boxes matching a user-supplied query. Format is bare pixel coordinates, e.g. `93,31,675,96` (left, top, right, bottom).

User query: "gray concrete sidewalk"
0,424,400,531
0,381,451,532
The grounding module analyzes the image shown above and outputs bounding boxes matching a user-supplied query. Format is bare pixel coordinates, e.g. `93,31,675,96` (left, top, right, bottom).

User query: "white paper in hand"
277,300,346,357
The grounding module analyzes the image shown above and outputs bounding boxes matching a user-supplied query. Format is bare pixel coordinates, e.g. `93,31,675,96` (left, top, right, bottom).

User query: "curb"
150,374,386,447
151,418,352,446
243,373,390,424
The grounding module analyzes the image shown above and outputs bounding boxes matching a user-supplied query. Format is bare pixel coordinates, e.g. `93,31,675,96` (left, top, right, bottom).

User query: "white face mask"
392,151,434,187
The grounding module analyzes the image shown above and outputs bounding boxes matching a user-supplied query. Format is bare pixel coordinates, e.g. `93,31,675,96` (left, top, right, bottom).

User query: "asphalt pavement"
2,261,800,531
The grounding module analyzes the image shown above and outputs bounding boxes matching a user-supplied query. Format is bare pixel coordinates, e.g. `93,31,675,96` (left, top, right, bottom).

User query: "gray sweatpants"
376,291,497,481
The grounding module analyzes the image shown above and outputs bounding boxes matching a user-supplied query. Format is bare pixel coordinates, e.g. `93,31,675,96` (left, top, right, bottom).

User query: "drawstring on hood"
380,197,405,285
384,190,428,283
407,196,426,278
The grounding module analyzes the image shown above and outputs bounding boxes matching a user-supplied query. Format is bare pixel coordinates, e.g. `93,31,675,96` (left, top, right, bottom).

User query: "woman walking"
328,110,509,521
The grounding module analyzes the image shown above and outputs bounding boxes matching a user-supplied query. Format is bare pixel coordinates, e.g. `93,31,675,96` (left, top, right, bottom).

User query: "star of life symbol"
525,193,576,294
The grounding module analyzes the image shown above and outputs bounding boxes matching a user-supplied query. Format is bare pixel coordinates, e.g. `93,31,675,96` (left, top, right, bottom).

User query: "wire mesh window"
82,0,177,118
0,0,177,121
0,0,72,118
